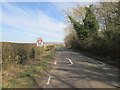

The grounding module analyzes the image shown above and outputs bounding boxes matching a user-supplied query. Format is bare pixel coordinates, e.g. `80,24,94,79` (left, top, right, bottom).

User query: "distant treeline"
64,2,120,67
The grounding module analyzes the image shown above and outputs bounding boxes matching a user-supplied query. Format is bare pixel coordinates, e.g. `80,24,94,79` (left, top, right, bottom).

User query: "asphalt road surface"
39,47,119,88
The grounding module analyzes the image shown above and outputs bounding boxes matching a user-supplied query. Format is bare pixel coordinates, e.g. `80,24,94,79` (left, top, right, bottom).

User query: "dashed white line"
85,62,91,65
66,58,73,65
97,61,106,66
46,76,52,85
54,61,57,65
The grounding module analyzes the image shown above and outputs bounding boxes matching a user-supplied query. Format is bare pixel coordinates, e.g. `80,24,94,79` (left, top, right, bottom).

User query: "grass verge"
2,48,56,88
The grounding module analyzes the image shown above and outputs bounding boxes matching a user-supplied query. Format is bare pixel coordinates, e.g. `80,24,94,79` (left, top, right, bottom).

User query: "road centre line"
97,61,106,66
46,76,52,85
66,58,73,65
85,62,91,65
85,61,100,67
54,61,57,65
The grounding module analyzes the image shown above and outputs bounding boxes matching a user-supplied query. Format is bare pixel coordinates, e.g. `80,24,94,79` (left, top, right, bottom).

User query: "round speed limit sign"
37,38,42,44
37,38,43,47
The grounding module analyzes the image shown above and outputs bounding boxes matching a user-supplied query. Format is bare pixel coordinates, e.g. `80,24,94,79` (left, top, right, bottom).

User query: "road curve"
39,47,119,88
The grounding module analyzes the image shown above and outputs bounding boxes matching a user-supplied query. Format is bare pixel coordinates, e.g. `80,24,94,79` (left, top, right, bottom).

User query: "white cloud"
53,2,97,12
2,2,66,42
1,0,119,2
0,3,2,41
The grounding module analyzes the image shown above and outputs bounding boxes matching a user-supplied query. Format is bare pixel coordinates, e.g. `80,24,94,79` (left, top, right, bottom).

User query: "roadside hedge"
2,42,43,64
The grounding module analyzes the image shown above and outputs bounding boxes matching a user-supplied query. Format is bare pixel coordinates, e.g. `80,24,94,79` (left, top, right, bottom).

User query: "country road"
38,47,119,88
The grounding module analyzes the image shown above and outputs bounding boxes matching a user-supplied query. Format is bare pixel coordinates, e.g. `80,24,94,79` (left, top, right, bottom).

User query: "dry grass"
2,42,57,88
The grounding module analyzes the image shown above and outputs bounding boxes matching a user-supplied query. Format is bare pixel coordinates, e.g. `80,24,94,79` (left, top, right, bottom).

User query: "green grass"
7,77,34,88
0,85,2,89
4,48,56,88
0,60,2,64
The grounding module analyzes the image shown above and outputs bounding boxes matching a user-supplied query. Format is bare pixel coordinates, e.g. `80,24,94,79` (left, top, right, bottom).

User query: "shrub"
2,42,43,64
46,45,55,51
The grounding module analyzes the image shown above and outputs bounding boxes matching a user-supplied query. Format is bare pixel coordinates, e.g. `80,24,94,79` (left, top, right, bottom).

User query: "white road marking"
97,61,106,66
85,61,101,67
85,62,91,65
66,58,73,65
54,61,57,65
46,76,52,85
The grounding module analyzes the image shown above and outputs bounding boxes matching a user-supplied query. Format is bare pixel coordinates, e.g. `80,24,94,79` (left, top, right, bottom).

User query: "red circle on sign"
37,38,42,44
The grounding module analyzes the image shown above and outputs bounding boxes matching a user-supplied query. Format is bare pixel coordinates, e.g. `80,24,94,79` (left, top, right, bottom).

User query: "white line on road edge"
66,58,73,65
46,76,52,85
54,61,57,65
